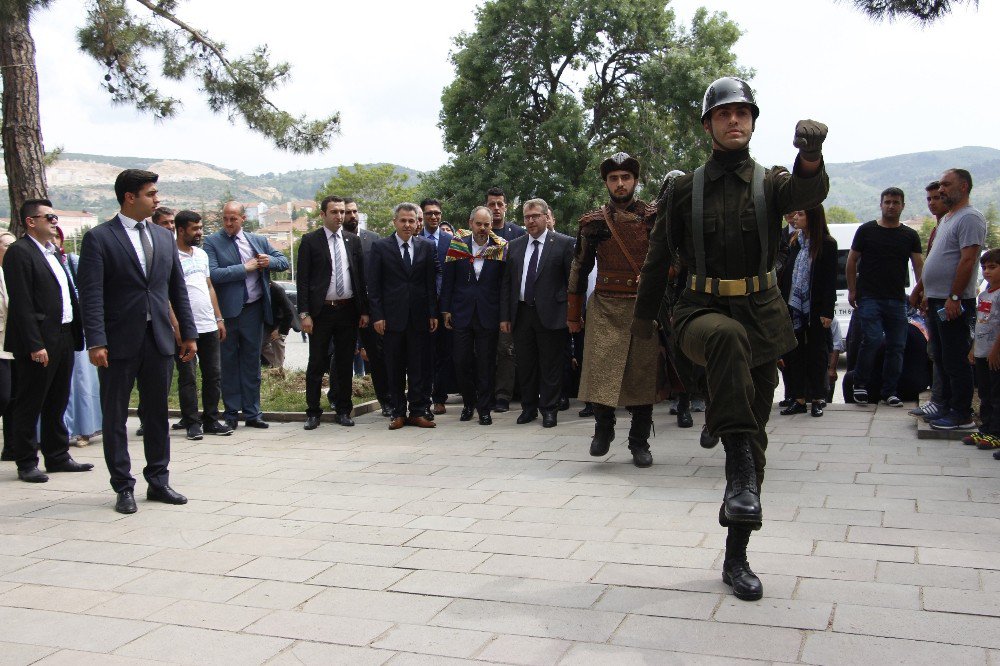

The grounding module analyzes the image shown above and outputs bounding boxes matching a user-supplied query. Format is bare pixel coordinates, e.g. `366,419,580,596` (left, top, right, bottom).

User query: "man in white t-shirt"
173,211,231,440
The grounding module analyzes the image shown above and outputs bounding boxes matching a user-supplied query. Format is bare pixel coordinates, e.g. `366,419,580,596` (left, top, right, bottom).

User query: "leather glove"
630,318,657,340
793,119,828,162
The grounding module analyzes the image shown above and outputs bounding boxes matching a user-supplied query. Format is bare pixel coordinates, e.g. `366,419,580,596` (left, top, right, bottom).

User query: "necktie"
402,241,411,269
137,221,154,276
331,232,345,297
523,239,540,304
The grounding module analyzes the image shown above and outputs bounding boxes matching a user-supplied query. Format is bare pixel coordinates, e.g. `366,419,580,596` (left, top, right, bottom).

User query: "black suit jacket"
296,227,369,317
501,231,575,329
441,236,505,330
779,234,838,327
77,214,196,360
368,234,439,332
1,237,83,357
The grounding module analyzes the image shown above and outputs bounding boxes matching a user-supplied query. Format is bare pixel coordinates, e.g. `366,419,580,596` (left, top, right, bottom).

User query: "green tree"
826,205,859,224
916,215,936,251
985,202,1000,249
426,0,749,232
1,0,339,236
848,0,977,22
316,164,419,235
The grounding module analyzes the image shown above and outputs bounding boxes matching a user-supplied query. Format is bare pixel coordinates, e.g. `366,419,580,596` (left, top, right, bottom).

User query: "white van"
825,222,918,338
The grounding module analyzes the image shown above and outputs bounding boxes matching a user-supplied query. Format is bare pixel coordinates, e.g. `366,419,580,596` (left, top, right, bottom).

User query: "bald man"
203,202,289,429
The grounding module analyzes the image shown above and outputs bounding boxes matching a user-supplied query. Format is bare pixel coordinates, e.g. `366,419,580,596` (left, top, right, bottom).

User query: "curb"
128,399,381,424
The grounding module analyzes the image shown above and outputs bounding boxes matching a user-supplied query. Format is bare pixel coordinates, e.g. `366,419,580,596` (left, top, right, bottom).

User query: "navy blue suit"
441,236,504,415
421,228,455,405
368,234,440,418
203,228,289,422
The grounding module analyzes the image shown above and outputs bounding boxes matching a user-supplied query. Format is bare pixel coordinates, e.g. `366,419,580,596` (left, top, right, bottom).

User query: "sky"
30,0,997,176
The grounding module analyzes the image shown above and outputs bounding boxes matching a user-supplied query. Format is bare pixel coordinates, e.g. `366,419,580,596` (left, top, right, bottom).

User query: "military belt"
686,269,777,297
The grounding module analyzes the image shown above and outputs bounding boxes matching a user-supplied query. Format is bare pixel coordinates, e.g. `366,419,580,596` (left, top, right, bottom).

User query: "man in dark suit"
77,170,197,514
501,198,575,428
486,187,525,413
2,199,93,482
442,206,505,425
203,201,290,430
297,195,369,430
420,198,456,416
343,197,391,416
368,202,440,430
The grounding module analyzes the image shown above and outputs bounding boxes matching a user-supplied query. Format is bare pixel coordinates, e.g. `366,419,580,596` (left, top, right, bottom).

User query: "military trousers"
678,312,778,487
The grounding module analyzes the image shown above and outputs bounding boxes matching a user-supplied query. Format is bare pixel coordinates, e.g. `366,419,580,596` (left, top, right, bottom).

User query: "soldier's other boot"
589,405,616,456
700,424,720,449
722,526,763,601
676,393,693,428
721,433,762,527
627,405,653,468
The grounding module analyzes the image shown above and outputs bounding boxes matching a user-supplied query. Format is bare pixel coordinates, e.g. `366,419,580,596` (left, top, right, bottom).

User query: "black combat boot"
699,424,719,449
589,405,616,456
627,405,653,468
721,433,762,527
722,526,763,601
675,394,693,428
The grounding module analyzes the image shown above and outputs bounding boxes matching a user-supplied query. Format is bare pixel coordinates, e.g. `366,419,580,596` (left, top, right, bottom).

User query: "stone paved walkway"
1,401,998,665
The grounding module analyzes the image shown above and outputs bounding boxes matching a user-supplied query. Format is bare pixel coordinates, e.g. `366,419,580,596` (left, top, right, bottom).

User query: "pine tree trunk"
1,8,48,237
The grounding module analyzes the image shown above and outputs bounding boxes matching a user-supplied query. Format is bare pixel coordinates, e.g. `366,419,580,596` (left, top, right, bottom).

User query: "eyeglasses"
30,213,59,222
523,213,546,222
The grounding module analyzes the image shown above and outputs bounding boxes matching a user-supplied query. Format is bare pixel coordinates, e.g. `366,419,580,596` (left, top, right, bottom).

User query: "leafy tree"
1,0,339,236
916,214,936,250
985,202,1000,249
826,205,859,224
427,0,749,232
847,0,977,22
316,164,419,235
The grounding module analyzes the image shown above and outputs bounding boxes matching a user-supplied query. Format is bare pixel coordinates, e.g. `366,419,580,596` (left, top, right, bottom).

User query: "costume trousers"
11,326,74,471
783,321,830,401
306,303,358,416
452,321,498,416
99,324,174,493
176,330,221,426
382,325,431,418
220,299,264,421
513,303,568,413
679,312,777,486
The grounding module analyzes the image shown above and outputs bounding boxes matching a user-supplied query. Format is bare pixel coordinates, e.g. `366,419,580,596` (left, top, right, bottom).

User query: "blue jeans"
854,297,907,398
926,297,976,418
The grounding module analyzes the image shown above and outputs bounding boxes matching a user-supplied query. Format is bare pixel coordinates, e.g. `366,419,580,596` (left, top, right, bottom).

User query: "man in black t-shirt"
845,187,924,405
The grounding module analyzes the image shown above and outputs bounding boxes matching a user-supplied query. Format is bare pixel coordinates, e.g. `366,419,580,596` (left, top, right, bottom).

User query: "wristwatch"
949,294,960,302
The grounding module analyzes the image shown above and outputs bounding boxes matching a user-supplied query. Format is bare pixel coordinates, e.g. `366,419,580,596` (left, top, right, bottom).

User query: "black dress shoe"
171,421,187,431
304,416,321,430
516,409,538,424
245,418,269,429
478,414,492,425
204,420,234,436
557,397,570,411
778,398,793,408
18,467,49,483
115,489,137,514
723,560,764,601
700,425,720,449
46,459,94,473
135,426,144,437
380,406,392,417
186,423,204,440
460,406,475,422
147,484,188,505
224,418,238,431
334,413,355,427
677,409,694,428
630,446,653,468
811,401,824,417
578,403,594,418
779,402,807,415
494,399,510,413
542,411,557,428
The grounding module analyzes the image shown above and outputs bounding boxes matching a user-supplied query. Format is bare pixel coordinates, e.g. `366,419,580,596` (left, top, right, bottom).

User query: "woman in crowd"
0,231,15,459
779,207,838,417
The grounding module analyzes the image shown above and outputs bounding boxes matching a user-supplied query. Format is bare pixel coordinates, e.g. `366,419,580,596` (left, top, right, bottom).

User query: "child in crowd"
967,248,1000,454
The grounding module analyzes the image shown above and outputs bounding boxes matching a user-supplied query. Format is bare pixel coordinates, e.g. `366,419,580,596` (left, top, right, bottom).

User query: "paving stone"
115,624,291,664
132,548,255,575
263,641,395,665
0,642,57,666
923,587,1000,617
3,559,149,591
833,604,1000,649
876,562,981,590
801,632,987,665
227,556,332,583
591,586,718,620
146,599,272,631
373,623,493,658
558,642,760,665
473,554,603,583
592,562,798,599
245,609,392,645
472,535,583,558
431,598,623,642
0,534,63,556
308,563,410,590
229,581,324,610
0,584,114,613
0,606,155,652
813,540,915,563
84,592,178,619
919,547,1000,570
396,548,492,573
301,541,416,566
391,569,605,608
476,634,570,665
301,587,450,623
794,578,920,609
714,596,833,630
199,533,326,558
118,570,259,602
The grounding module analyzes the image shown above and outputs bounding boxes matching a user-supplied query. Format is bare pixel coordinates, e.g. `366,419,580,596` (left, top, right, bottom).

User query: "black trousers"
453,321,499,416
176,330,222,425
307,302,359,416
355,325,390,405
382,324,431,418
513,302,569,413
11,325,74,471
782,321,830,402
974,358,1000,436
99,323,174,493
428,320,456,403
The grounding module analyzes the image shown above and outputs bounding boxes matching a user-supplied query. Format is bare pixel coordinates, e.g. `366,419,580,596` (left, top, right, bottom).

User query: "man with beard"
421,198,456,416
486,187,524,413
634,77,829,601
343,198,392,416
567,152,662,468
172,210,231,440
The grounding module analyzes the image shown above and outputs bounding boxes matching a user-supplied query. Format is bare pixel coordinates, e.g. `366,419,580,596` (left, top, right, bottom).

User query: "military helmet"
701,77,759,122
599,152,640,180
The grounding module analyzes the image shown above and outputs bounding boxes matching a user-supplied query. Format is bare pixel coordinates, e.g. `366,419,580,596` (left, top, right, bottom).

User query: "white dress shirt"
324,227,354,300
118,213,151,276
471,238,487,278
229,229,263,304
29,235,73,324
519,229,548,302
395,233,414,260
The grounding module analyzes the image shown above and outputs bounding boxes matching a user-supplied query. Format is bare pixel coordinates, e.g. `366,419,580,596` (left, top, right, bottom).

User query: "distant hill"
1,147,996,222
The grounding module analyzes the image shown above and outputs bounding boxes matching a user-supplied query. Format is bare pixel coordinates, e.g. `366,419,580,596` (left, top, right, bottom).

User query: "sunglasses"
30,213,59,222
